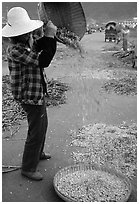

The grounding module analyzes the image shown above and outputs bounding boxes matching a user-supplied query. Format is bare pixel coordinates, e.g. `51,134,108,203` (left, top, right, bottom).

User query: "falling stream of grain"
73,53,93,126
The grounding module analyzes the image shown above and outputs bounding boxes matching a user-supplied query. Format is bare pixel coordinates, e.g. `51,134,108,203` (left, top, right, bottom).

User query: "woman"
2,7,57,181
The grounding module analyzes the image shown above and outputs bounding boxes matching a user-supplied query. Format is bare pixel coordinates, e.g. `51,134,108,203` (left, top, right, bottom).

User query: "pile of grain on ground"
46,78,70,107
102,73,137,95
2,75,69,132
70,123,137,179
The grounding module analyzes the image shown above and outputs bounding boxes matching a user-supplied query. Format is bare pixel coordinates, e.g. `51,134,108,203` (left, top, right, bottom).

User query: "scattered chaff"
70,123,137,179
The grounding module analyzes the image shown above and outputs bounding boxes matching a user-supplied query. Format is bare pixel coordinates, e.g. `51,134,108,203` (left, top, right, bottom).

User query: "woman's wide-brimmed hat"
2,7,44,37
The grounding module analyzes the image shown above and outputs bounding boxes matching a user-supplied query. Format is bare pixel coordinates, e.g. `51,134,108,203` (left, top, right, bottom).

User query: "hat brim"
2,20,44,37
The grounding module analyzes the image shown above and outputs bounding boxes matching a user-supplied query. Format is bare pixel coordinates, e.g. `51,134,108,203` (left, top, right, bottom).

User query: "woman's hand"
28,33,34,48
43,21,57,38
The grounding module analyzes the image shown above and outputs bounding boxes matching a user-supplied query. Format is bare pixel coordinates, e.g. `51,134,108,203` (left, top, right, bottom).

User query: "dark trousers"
21,100,48,172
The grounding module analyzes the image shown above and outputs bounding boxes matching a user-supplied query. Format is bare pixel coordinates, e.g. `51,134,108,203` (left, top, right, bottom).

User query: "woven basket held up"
38,2,86,40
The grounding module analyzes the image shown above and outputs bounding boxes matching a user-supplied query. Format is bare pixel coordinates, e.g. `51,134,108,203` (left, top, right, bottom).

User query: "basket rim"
53,163,132,202
39,2,86,39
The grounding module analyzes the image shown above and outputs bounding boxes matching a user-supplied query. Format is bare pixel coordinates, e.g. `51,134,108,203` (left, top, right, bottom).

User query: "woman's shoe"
21,170,43,181
40,152,51,160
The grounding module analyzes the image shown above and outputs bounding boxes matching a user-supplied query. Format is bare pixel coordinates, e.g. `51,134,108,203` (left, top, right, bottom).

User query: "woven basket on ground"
38,2,86,40
53,163,132,202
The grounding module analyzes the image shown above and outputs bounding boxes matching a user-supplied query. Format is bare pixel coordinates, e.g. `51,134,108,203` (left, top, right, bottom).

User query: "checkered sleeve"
10,46,39,66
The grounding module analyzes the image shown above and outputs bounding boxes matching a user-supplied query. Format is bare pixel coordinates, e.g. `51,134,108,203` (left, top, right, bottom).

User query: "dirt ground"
2,32,137,202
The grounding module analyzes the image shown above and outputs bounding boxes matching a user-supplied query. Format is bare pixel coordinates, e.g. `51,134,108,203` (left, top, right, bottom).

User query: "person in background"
121,25,130,52
2,7,57,181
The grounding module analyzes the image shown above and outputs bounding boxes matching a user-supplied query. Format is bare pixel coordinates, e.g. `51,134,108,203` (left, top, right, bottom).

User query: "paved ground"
2,32,137,202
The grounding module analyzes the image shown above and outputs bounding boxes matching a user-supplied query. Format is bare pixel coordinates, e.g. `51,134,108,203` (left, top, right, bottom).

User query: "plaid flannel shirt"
7,37,56,105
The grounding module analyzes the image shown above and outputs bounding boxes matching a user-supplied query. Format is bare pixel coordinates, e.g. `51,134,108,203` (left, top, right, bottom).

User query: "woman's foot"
21,170,43,181
40,152,51,160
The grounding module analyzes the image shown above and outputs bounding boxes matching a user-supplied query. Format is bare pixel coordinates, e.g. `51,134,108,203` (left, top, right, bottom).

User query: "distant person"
2,7,57,181
121,26,130,51
116,31,122,44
